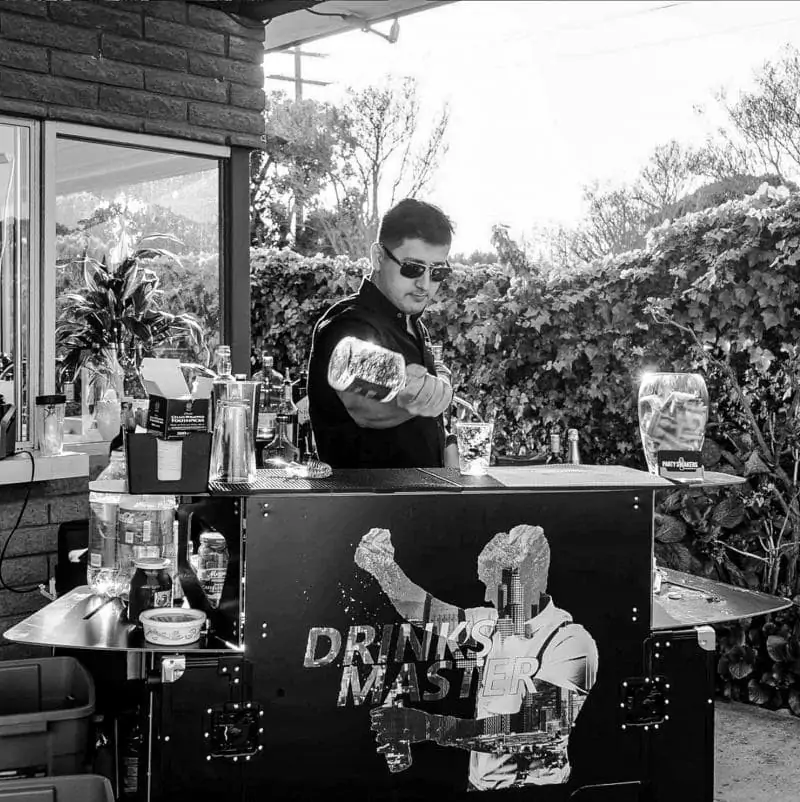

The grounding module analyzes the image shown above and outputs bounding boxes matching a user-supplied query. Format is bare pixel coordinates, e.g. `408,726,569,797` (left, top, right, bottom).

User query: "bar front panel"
242,489,653,800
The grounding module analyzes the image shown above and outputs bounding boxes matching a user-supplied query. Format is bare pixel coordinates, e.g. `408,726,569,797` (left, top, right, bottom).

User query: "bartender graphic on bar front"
352,523,599,790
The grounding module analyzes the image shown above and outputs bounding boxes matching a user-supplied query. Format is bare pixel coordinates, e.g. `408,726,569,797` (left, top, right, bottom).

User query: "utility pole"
265,48,331,240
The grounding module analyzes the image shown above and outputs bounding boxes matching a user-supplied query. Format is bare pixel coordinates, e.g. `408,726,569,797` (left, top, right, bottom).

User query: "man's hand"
396,363,453,418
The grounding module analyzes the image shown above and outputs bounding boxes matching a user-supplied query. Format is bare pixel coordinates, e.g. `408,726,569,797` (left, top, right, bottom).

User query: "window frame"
0,114,40,447
40,123,231,445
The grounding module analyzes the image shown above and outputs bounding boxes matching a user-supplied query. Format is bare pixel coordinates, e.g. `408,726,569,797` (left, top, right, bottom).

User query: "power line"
555,11,800,60
495,1,692,48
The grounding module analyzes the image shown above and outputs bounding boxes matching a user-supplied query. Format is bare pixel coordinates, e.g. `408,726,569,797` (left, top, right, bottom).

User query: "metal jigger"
210,397,256,484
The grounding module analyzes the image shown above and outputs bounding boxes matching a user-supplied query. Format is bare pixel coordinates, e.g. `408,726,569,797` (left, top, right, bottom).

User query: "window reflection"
54,138,221,439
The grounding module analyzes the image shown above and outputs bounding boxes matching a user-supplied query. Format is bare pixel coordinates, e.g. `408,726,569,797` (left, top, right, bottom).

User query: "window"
43,125,228,444
0,118,37,443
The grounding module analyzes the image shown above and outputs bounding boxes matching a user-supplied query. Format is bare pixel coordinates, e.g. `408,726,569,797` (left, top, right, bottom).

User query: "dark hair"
378,198,454,249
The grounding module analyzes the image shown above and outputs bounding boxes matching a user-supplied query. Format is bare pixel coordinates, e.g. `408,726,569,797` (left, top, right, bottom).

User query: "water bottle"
88,459,128,597
327,337,405,402
116,495,176,597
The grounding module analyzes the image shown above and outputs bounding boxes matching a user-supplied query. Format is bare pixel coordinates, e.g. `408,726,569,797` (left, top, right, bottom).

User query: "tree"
251,92,353,248
634,139,704,214
567,182,648,263
695,44,800,183
339,76,450,254
252,79,450,259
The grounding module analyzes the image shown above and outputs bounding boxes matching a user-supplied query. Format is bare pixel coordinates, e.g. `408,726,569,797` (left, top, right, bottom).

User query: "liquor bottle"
120,714,142,801
60,365,81,418
430,343,453,429
211,345,234,428
566,428,581,465
294,369,315,460
259,370,300,467
255,352,282,444
278,368,299,447
547,423,563,464
261,410,300,466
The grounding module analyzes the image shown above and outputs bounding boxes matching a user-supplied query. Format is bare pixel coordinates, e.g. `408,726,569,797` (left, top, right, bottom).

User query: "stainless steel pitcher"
209,397,257,484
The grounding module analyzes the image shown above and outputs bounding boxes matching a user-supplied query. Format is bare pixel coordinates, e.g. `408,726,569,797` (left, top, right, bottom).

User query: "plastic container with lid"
196,532,229,609
35,393,66,456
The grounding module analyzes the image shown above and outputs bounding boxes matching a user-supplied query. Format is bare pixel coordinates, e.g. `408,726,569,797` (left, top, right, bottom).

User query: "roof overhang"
263,1,455,53
190,1,455,53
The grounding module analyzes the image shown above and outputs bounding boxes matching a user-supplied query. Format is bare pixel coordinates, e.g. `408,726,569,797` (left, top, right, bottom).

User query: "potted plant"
56,234,205,437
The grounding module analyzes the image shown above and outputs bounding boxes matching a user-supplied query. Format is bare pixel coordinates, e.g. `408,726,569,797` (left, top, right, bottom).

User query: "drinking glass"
455,421,494,476
637,372,708,475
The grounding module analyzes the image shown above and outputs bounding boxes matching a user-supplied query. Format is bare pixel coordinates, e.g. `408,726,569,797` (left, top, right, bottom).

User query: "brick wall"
0,476,89,660
0,0,266,148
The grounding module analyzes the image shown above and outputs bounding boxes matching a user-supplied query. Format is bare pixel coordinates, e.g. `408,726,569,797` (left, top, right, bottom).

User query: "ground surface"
715,701,800,801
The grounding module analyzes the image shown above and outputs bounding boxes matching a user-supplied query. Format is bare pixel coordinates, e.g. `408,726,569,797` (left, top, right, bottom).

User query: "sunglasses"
382,244,452,283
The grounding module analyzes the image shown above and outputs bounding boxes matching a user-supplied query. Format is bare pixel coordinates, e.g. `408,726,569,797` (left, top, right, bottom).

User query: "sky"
263,0,800,255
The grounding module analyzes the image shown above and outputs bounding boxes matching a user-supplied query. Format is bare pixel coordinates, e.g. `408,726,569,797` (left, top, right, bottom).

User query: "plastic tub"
0,774,113,801
140,607,206,645
0,657,95,777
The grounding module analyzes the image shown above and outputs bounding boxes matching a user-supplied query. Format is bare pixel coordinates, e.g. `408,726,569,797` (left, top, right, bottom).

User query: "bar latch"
204,701,264,760
620,675,669,729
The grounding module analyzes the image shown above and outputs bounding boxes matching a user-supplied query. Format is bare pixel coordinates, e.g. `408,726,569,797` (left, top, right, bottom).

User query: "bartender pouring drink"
307,198,456,469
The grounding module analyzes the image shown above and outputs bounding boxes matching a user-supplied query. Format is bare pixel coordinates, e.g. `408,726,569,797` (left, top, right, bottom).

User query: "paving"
715,700,800,801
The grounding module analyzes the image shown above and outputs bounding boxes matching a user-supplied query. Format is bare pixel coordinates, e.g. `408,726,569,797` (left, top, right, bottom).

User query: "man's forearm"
337,390,414,429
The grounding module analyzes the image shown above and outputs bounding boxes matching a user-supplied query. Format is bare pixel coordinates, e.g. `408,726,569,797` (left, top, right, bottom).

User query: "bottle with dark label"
547,424,563,464
128,558,173,623
121,714,142,801
566,428,581,465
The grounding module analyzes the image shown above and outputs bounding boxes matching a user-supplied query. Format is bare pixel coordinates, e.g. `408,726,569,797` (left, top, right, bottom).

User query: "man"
307,198,455,469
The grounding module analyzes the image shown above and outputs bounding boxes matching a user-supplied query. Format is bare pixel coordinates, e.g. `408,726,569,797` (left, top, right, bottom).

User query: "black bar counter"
2,465,788,802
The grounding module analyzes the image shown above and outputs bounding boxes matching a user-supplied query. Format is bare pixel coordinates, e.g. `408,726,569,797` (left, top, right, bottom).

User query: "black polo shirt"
307,279,445,469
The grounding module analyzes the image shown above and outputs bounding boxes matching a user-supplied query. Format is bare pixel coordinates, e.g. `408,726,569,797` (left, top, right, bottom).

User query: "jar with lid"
35,394,66,456
128,557,173,624
196,532,229,609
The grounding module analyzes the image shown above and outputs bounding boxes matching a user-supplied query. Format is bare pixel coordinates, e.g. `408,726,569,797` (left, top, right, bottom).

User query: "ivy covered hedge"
251,185,800,711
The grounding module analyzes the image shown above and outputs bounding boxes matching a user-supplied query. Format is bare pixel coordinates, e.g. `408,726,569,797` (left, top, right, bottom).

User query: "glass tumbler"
35,394,66,456
637,372,708,475
455,421,495,476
